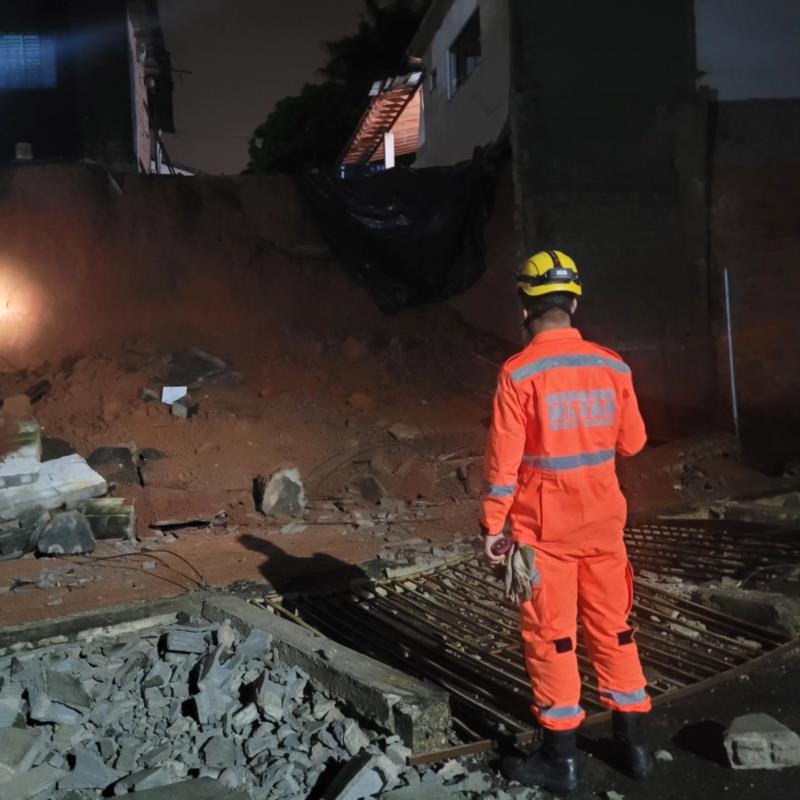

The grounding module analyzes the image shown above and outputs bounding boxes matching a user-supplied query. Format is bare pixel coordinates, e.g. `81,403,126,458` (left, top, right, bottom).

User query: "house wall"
0,0,135,167
414,0,510,168
508,0,713,439
127,10,152,172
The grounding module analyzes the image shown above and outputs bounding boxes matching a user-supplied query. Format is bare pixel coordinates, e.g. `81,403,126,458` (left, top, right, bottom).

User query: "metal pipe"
724,268,741,442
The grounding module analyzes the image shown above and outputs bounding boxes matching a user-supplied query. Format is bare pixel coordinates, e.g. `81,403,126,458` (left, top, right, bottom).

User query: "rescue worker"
481,250,653,794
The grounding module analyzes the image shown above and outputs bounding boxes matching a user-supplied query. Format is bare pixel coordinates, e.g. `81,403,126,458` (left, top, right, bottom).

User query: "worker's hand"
483,531,513,566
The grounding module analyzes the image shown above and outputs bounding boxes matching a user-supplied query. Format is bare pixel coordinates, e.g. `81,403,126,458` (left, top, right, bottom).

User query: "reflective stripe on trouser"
519,543,651,731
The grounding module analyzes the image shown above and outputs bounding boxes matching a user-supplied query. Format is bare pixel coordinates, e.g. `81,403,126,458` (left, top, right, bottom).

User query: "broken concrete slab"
0,727,44,785
122,777,252,799
0,455,40,489
724,713,800,769
203,596,452,753
0,454,107,521
36,510,96,555
0,764,67,800
59,748,123,790
43,668,93,711
257,468,307,516
163,627,209,654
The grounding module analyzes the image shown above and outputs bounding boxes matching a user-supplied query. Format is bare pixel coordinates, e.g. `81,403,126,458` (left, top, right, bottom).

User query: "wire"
739,563,800,588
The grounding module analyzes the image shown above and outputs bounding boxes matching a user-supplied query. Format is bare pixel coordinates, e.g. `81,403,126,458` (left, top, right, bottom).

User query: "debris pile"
0,411,134,560
0,617,501,799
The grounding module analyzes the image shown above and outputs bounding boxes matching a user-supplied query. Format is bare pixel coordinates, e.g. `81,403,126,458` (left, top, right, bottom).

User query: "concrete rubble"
0,616,498,799
724,713,800,770
257,468,307,517
0,415,135,559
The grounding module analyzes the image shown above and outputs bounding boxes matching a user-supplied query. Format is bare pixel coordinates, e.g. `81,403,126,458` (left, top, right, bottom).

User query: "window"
0,34,57,90
448,10,481,97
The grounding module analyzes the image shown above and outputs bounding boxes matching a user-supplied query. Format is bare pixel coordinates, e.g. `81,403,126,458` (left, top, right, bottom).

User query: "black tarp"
296,156,495,313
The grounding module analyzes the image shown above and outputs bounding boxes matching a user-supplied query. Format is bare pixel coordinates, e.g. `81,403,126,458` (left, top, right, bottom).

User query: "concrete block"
164,627,210,654
257,468,306,516
320,752,384,800
0,454,107,521
231,703,259,731
0,727,44,785
255,675,284,721
203,596,452,754
59,749,123,790
337,718,370,756
193,688,238,725
0,764,66,800
0,456,40,489
724,713,800,769
172,396,199,419
0,680,25,727
143,660,174,689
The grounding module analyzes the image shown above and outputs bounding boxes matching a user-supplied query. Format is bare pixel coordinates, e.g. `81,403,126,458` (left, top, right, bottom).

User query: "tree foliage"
246,0,428,175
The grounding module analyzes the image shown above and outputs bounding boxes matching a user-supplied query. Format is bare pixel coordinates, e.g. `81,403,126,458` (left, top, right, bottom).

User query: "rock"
338,718,370,756
35,511,96,556
0,727,44,784
724,713,800,769
87,447,139,485
453,771,492,793
218,766,250,789
388,423,422,442
59,749,123,790
0,764,66,800
43,669,93,711
1,394,32,419
384,742,412,769
0,681,25,727
355,476,388,505
257,468,307,516
321,752,384,800
232,703,259,731
603,792,625,800
382,785,459,800
202,736,237,769
193,688,237,725
143,661,173,689
655,749,674,762
256,676,285,721
280,520,308,535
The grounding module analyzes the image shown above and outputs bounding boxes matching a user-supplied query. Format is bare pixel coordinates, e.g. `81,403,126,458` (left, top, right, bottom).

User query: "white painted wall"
414,0,510,168
695,0,800,100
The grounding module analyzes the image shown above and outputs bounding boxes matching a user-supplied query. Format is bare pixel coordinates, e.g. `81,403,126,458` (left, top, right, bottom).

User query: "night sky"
159,0,366,174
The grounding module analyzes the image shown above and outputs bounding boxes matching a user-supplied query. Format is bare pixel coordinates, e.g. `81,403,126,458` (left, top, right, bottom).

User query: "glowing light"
0,261,45,358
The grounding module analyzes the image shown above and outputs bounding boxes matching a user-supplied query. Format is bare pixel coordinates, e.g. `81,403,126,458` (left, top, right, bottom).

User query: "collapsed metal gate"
258,520,799,759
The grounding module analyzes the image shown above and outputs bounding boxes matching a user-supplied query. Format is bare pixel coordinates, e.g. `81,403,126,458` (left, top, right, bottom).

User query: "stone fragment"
218,766,250,790
724,713,800,769
655,749,674,762
320,752,384,800
0,727,44,784
235,629,272,662
257,468,307,516
59,749,123,790
388,423,422,441
256,676,285,721
232,703,259,731
385,742,412,769
604,792,625,800
338,718,370,756
436,759,467,782
0,680,25,727
163,627,209,654
215,620,238,651
44,669,93,711
202,736,237,769
193,689,237,725
0,764,66,800
143,660,173,688
453,770,492,793
36,511,96,555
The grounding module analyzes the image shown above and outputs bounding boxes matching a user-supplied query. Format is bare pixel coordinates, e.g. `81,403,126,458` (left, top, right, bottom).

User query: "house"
338,72,423,174
0,0,174,172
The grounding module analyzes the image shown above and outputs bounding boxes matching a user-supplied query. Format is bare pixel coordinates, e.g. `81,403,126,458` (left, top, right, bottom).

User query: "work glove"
504,543,539,606
483,530,513,566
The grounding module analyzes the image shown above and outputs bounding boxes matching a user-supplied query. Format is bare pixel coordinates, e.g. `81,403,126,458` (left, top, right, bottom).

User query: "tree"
246,0,428,175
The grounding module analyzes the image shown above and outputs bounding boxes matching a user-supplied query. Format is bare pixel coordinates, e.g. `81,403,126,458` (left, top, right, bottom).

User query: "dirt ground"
0,311,784,629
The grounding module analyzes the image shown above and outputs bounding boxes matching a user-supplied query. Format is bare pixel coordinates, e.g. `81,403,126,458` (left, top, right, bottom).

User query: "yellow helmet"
517,250,582,298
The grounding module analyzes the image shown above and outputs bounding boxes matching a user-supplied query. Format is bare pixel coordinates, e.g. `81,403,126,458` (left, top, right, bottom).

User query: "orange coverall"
481,328,651,730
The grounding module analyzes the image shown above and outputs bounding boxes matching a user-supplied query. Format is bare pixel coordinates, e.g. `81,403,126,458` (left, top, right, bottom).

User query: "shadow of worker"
238,533,371,596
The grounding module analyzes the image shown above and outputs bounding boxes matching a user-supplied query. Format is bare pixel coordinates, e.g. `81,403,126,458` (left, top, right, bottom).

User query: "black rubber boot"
501,728,579,795
612,711,654,780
